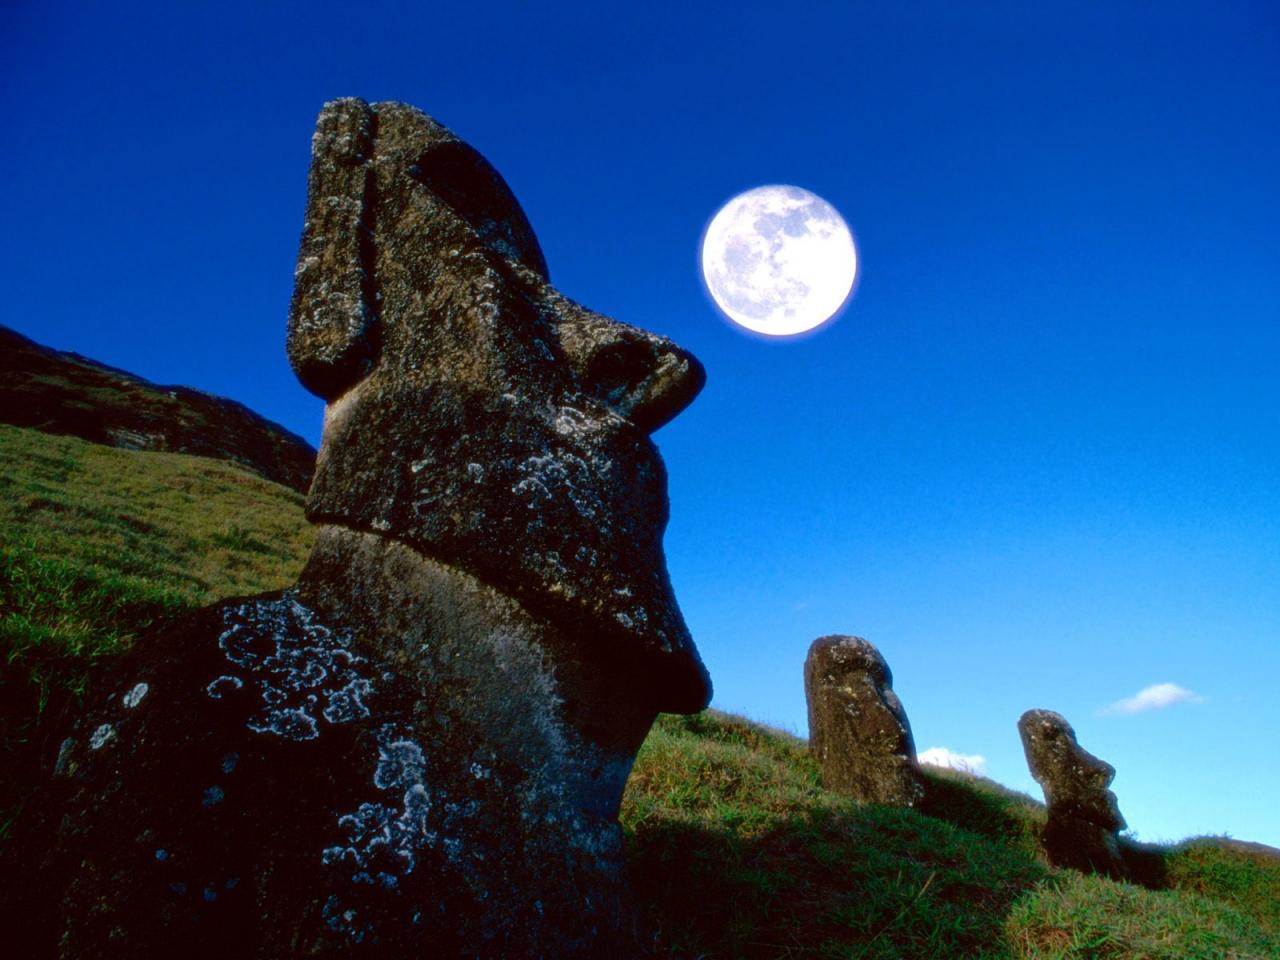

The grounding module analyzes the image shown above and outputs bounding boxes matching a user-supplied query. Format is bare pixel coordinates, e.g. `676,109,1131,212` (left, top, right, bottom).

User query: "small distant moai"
804,635,925,806
1018,709,1130,879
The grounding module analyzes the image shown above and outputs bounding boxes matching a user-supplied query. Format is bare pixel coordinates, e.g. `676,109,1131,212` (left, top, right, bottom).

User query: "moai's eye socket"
409,141,548,280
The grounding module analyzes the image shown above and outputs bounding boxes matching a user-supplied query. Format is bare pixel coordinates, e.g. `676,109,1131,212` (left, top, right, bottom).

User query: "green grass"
2,422,1277,958
0,424,313,840
0,423,312,602
622,712,1047,958
1004,870,1276,959
622,714,1278,958
1163,838,1280,934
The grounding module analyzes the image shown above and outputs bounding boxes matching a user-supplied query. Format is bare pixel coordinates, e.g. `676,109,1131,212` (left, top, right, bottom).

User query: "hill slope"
0,423,313,839
0,324,316,493
1,423,1276,958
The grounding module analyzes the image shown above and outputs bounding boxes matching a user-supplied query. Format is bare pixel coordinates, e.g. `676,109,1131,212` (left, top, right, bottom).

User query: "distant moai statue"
804,635,925,806
1018,709,1130,879
4,98,711,958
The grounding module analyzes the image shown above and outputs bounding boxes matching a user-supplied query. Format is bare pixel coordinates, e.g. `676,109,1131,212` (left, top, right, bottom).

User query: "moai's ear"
287,98,379,401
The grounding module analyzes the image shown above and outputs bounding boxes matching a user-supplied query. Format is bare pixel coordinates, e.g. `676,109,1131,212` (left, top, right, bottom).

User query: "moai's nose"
558,304,706,434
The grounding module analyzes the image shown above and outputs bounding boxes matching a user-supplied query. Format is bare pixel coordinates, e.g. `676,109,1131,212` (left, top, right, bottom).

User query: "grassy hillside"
625,714,1278,958
2,423,1276,958
0,424,313,836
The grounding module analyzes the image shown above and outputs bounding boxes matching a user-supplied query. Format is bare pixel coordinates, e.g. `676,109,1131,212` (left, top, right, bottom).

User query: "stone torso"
23,530,643,958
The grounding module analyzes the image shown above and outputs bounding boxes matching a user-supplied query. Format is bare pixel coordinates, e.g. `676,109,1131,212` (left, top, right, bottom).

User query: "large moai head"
287,98,710,713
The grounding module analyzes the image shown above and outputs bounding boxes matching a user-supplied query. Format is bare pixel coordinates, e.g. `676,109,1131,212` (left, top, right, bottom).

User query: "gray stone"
804,635,924,806
1018,709,1130,879
5,98,710,958
289,99,708,710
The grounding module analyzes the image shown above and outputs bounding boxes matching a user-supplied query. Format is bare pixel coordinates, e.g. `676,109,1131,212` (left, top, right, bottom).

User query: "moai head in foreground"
6,99,709,959
1018,709,1130,879
804,635,925,806
288,98,709,713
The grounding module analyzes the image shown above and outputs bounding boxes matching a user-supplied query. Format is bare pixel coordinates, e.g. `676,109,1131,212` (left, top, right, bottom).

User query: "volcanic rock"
804,635,924,806
4,97,710,958
0,324,315,493
1018,708,1130,879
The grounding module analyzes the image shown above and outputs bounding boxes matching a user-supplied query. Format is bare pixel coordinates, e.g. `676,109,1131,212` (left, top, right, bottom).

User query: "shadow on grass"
0,639,119,845
628,801,1047,960
917,769,1043,855
919,767,1170,892
1118,838,1170,890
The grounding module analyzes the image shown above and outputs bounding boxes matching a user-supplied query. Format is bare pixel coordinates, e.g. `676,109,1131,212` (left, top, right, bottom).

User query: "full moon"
700,185,858,337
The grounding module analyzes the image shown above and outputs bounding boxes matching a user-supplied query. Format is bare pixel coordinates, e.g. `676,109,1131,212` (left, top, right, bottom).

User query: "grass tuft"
1005,869,1278,959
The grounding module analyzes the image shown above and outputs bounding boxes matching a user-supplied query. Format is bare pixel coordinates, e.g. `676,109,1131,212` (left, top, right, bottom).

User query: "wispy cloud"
1099,682,1205,716
917,746,987,775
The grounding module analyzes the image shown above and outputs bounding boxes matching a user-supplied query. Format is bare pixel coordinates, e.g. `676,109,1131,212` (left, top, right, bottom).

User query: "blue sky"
4,2,1277,846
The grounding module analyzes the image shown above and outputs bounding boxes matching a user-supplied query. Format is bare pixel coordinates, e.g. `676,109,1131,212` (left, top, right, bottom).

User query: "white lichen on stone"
251,705,318,741
206,675,243,699
511,451,605,524
213,594,372,742
552,405,591,438
295,254,318,279
323,677,375,724
323,725,436,887
322,895,369,944
122,681,149,709
372,738,427,791
89,724,115,751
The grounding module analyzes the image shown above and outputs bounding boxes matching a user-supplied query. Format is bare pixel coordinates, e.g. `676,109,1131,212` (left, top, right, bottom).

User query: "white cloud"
917,746,987,775
1099,682,1205,716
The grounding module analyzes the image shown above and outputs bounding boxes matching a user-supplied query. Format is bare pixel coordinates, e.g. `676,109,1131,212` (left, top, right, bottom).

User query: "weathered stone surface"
4,98,710,958
1018,709,1130,879
0,323,315,493
290,98,708,710
804,635,924,806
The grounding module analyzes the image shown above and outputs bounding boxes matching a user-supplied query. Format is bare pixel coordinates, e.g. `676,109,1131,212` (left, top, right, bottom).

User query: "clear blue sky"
4,1,1277,846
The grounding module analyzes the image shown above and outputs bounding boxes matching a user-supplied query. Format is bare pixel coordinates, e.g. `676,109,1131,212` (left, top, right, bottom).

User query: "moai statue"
4,98,710,959
804,635,925,806
1018,709,1130,879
